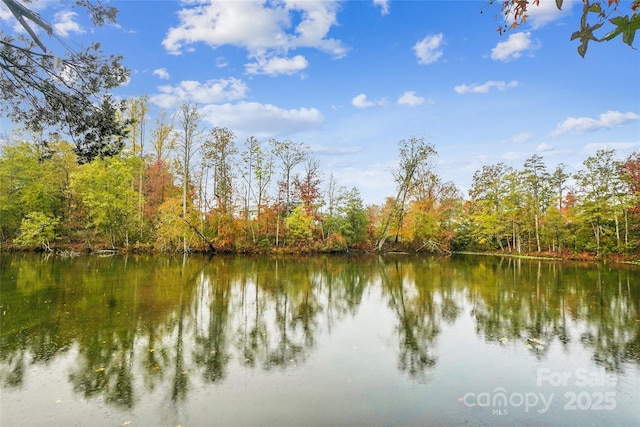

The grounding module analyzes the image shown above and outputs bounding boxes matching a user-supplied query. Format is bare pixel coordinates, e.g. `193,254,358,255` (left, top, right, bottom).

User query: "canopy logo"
461,368,619,415
462,388,553,414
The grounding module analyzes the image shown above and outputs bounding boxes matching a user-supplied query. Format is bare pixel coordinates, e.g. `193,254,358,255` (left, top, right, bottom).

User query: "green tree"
124,96,150,236
338,187,370,247
0,138,76,243
521,154,552,252
468,162,513,251
404,197,439,249
550,163,570,210
502,168,526,253
286,205,314,246
154,197,192,253
14,211,58,251
70,154,140,248
573,149,626,255
542,204,568,253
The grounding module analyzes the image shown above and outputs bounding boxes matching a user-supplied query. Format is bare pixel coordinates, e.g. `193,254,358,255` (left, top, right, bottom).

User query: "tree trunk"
534,213,541,252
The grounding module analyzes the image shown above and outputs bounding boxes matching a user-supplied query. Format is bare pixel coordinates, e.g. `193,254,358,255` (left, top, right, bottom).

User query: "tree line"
1,98,639,258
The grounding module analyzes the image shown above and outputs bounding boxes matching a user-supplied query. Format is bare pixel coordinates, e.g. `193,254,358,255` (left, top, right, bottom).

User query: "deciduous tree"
338,187,370,248
70,153,140,248
174,102,203,252
271,139,307,214
202,127,237,215
271,139,307,246
285,205,314,246
0,138,75,243
14,211,58,251
573,149,626,255
376,136,438,251
468,162,514,251
293,156,323,219
0,0,130,161
521,154,552,252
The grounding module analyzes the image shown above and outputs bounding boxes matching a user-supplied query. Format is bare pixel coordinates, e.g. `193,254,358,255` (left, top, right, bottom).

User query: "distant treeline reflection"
1,253,638,409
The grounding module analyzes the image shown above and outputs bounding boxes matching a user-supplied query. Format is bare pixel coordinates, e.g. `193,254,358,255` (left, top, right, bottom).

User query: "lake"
1,253,639,426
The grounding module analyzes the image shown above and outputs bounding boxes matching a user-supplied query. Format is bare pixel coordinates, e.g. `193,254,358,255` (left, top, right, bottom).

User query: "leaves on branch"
72,96,131,164
602,14,640,47
571,23,604,58
492,0,638,56
0,0,129,164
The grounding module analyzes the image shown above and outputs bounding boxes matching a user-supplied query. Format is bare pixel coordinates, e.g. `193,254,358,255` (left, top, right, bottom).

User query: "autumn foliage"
1,127,639,260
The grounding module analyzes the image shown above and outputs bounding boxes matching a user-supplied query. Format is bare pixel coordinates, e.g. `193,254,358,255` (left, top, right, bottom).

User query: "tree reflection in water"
379,256,440,381
0,252,639,412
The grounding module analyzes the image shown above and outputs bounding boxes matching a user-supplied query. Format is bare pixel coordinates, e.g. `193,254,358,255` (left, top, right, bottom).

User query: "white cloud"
502,151,527,161
500,132,533,144
1,0,48,33
351,93,384,109
454,80,518,94
491,32,537,61
397,91,426,107
537,142,553,152
150,78,248,109
163,1,286,53
413,33,444,64
309,144,363,156
53,11,84,36
332,162,395,205
200,102,323,138
524,0,575,29
550,111,640,137
288,1,346,57
245,54,308,76
152,68,171,80
373,0,390,15
162,0,347,73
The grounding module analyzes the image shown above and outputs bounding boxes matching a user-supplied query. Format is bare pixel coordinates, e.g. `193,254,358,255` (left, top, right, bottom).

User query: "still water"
1,253,639,427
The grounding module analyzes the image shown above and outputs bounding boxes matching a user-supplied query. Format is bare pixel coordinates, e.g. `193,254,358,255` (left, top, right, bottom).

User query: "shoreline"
2,243,638,266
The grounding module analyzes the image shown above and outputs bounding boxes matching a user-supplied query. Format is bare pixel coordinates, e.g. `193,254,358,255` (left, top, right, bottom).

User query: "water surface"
1,253,639,426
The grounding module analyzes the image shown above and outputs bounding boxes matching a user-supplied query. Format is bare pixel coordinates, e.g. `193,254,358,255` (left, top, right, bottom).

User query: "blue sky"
1,0,639,204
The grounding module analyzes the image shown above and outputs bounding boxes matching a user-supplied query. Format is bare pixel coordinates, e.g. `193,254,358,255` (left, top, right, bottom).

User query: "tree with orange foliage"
620,152,640,251
144,159,179,222
292,157,323,220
